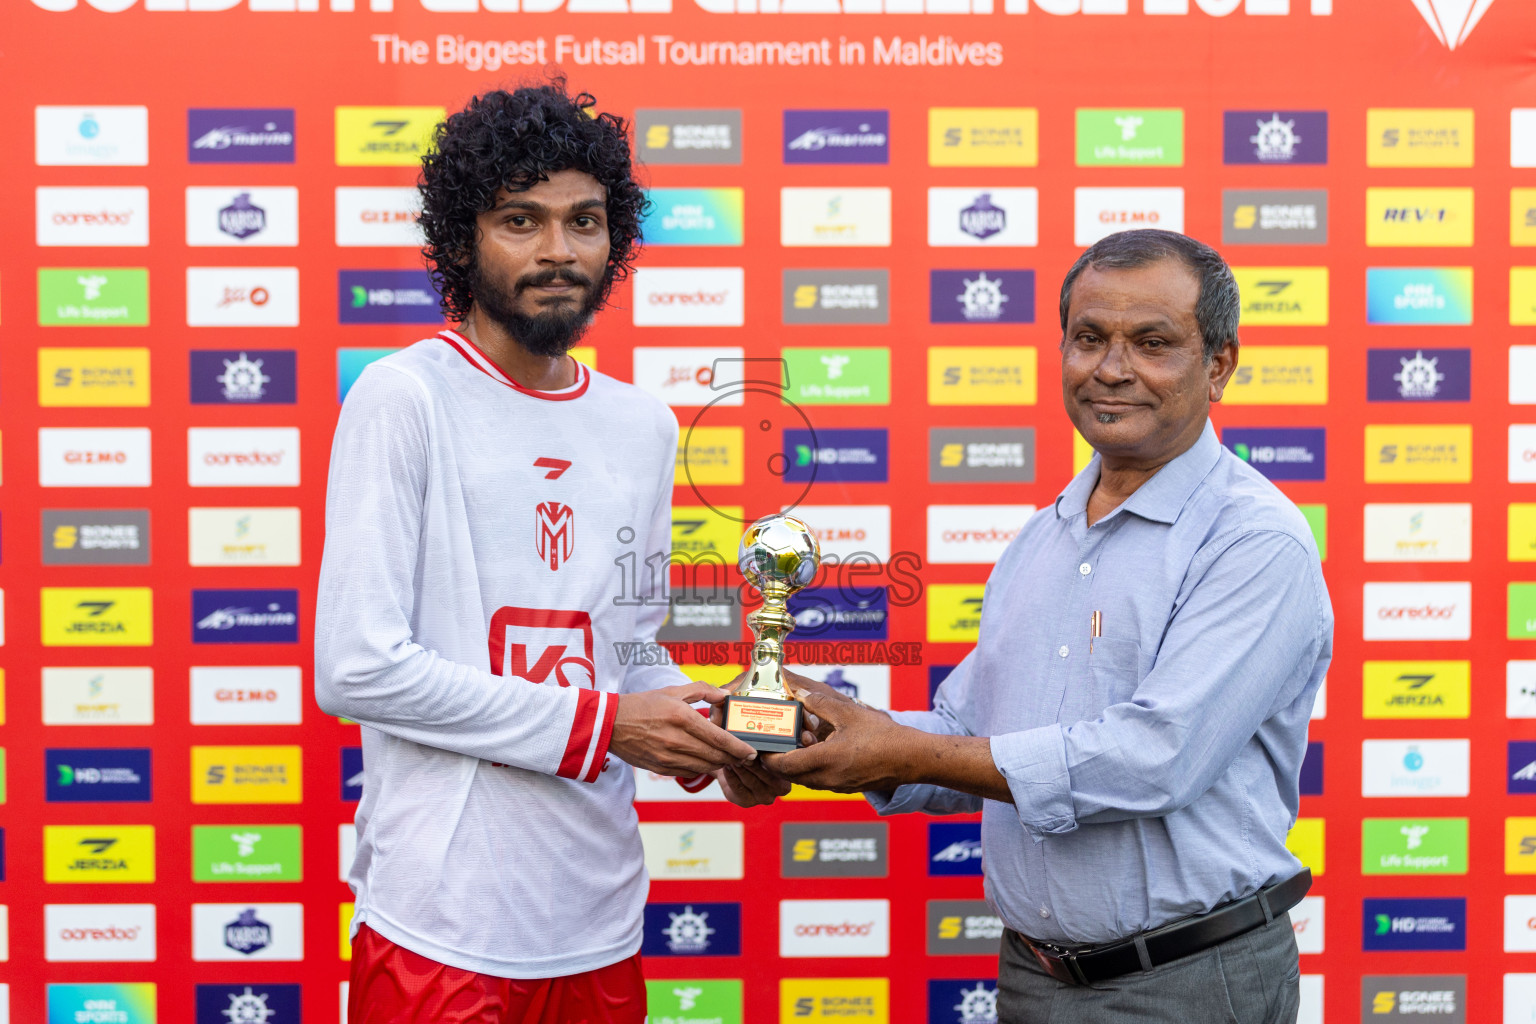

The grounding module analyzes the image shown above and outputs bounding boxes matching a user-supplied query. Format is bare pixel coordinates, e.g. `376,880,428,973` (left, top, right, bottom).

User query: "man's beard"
471,265,604,358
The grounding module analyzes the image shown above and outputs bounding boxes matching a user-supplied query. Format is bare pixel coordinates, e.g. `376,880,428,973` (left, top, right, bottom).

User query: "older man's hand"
762,688,912,793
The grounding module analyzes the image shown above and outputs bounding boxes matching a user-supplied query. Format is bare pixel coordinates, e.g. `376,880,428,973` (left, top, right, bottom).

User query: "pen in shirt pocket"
1090,610,1102,653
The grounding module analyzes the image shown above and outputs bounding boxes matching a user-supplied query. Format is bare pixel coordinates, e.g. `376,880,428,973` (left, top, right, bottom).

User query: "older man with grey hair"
768,229,1333,1023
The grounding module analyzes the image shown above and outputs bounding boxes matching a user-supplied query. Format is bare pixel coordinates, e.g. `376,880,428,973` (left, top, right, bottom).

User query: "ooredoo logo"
36,187,149,246
44,904,156,962
1363,582,1471,641
927,505,1031,564
187,428,300,487
778,899,889,957
632,268,744,327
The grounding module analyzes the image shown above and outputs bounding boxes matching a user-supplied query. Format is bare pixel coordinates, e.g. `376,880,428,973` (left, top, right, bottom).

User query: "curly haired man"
315,82,783,1024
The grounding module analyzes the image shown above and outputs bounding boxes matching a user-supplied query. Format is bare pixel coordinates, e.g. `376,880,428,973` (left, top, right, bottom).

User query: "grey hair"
1058,229,1240,362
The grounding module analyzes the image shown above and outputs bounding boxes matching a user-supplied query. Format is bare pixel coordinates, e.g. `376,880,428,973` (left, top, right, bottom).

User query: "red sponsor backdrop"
3,1,1535,1021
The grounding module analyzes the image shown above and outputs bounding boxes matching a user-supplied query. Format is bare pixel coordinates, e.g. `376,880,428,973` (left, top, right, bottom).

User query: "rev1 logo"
1363,899,1465,951
192,589,299,644
783,110,888,165
1222,111,1327,165
643,902,741,956
788,588,888,641
195,984,301,1024
783,428,888,483
190,350,296,404
339,269,441,324
928,979,997,1024
928,822,982,877
781,823,889,879
1222,428,1326,481
929,270,1034,324
778,899,889,958
193,903,303,961
635,108,742,165
188,109,295,163
928,900,1004,955
46,748,152,802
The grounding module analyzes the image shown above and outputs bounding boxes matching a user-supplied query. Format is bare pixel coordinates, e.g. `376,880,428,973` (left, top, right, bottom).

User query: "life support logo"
488,607,595,688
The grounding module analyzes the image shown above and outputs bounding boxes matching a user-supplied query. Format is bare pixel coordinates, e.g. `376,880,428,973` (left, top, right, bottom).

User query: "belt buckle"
1028,941,1089,987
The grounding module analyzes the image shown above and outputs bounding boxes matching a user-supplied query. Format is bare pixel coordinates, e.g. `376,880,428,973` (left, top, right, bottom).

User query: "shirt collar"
1055,420,1222,526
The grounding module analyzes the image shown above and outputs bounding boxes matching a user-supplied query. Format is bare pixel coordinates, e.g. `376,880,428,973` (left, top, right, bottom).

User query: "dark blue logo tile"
1366,349,1471,402
192,589,299,644
783,110,889,164
1362,898,1465,951
190,350,297,404
928,822,983,877
929,270,1035,324
1222,110,1327,165
783,428,888,483
642,902,742,956
1223,428,1327,481
46,748,152,803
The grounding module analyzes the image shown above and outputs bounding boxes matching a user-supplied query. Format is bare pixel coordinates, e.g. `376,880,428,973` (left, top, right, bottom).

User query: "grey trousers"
997,912,1300,1024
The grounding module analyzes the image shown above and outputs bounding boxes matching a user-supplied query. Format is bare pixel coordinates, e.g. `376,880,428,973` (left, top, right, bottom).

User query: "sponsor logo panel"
1366,108,1474,167
783,110,888,165
678,426,744,486
195,984,299,1024
1513,425,1536,483
39,427,152,487
47,983,157,1024
647,980,741,1024
788,505,891,562
190,350,296,405
1231,267,1328,326
640,823,743,880
335,106,444,166
1221,189,1328,245
1366,267,1472,325
185,187,298,247
1299,742,1323,795
191,746,303,805
929,428,1034,483
335,186,423,246
187,427,300,487
928,979,998,1024
1512,662,1536,718
928,822,983,877
1222,110,1327,165
781,269,888,325
927,347,1036,405
1515,189,1536,246
36,106,149,166
190,666,303,726
1366,187,1474,247
643,188,744,246
45,906,156,962
38,348,149,407
798,665,890,710
927,505,1030,565
781,348,889,405
1222,346,1327,405
633,767,729,803
928,107,1038,167
1362,582,1471,641
633,267,745,326
38,267,148,326
1222,427,1326,482
186,268,300,328
927,899,1003,955
1362,661,1470,718
1299,505,1327,561
188,107,295,163
338,269,440,324
636,108,742,165
1513,583,1536,640
1291,896,1324,955
927,188,1038,246
927,584,985,644
929,270,1034,324
1366,348,1470,402
1516,109,1536,167
42,667,154,725
1073,187,1184,246
192,825,302,883
642,902,741,956
779,978,888,1024
37,187,149,246
338,347,400,402
1363,503,1471,563
633,347,745,407
1361,818,1468,875
655,583,742,645
1507,818,1536,874
1362,898,1465,951
782,428,887,483
1365,424,1472,484
192,903,303,961
1361,739,1470,797
787,588,888,642
1509,896,1536,951
42,509,150,566
46,748,151,802
671,506,742,561
44,826,155,883
780,188,891,247
1513,268,1536,324
1360,975,1464,1021
41,587,152,647
192,589,299,644
1075,108,1183,166
1286,819,1324,875
781,824,888,878
1514,504,1536,562
188,507,300,566
779,900,889,958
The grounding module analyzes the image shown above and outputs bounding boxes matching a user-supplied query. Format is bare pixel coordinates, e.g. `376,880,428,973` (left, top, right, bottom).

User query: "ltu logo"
1413,0,1495,49
535,501,574,571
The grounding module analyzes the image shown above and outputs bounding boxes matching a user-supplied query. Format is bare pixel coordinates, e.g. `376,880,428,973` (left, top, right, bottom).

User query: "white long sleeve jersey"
315,330,690,979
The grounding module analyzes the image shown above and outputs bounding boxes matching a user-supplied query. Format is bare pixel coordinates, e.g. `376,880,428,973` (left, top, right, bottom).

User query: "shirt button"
1079,562,1092,576
1040,908,1052,919
1058,645,1069,659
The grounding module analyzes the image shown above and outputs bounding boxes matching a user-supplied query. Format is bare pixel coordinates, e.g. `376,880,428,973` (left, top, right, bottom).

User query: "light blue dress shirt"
870,420,1332,945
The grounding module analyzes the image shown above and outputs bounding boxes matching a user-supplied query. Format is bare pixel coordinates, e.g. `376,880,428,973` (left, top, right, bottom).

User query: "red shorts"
348,924,647,1024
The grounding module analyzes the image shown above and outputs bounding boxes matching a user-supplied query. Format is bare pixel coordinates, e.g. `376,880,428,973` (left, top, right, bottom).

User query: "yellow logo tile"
1365,425,1472,484
191,745,303,804
928,108,1038,167
41,587,152,646
1073,430,1094,475
38,348,150,407
570,346,597,369
1231,267,1328,326
1286,818,1324,876
1222,346,1328,405
1366,188,1474,247
927,347,1037,406
677,426,743,486
1512,504,1536,562
672,505,743,561
781,978,889,1024
1512,268,1536,324
341,902,355,960
1365,108,1474,167
927,584,985,644
335,106,444,166
783,785,864,802
1508,818,1536,874
1514,191,1536,246
44,824,155,883
677,663,744,688
1362,661,1470,719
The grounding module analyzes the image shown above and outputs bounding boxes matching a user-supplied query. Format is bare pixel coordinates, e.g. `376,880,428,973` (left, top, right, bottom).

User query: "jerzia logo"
535,502,574,571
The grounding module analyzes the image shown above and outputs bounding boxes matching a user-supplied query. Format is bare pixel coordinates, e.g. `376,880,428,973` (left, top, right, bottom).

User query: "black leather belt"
1013,869,1311,986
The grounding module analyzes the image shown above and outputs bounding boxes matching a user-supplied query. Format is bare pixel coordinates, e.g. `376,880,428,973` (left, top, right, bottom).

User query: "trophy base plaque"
723,694,803,753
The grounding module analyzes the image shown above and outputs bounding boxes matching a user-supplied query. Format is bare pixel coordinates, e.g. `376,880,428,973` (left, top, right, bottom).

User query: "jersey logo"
534,457,572,480
535,501,575,571
488,607,596,688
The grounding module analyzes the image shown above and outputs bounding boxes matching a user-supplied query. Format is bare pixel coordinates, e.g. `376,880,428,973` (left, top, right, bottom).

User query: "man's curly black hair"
417,81,647,322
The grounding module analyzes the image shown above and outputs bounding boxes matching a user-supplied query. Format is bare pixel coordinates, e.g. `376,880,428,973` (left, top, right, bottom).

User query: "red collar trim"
437,330,590,402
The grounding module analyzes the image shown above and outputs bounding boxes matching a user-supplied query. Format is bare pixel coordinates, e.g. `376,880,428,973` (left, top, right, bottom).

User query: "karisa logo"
1412,0,1495,49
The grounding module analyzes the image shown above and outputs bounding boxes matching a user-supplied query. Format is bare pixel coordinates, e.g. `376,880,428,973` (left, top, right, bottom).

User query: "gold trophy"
722,513,821,753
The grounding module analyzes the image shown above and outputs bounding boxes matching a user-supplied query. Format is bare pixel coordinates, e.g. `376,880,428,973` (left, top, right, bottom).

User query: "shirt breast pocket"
1087,636,1143,708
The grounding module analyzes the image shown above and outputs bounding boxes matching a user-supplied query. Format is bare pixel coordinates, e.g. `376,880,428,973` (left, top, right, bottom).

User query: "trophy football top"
737,514,821,593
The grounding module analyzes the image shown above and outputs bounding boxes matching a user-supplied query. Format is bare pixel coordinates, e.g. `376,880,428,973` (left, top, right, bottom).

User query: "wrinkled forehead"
1064,261,1201,330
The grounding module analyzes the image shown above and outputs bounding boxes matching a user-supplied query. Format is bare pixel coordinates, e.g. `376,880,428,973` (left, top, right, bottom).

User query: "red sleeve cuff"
557,689,620,783
676,773,715,793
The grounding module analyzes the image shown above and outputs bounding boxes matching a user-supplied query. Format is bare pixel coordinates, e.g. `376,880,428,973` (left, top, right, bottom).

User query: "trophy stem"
741,582,794,700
